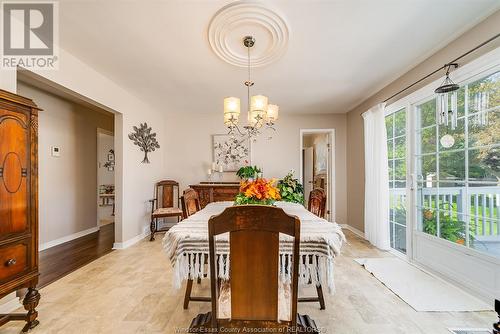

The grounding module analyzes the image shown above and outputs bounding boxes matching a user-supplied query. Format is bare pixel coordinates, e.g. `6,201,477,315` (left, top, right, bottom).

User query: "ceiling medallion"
208,1,289,67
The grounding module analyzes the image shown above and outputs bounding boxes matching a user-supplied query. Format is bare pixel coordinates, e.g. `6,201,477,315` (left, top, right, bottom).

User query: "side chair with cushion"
149,180,183,241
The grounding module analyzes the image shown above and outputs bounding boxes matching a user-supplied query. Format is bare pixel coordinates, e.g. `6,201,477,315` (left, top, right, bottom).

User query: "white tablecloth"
162,201,345,293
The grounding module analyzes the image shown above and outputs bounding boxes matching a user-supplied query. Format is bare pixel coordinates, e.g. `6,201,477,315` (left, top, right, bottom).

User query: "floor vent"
448,329,491,334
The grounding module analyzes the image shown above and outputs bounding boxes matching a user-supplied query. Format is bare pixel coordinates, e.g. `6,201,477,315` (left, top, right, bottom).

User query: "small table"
99,193,115,216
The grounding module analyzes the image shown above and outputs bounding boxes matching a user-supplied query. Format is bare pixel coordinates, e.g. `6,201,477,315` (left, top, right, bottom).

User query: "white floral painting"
212,134,251,171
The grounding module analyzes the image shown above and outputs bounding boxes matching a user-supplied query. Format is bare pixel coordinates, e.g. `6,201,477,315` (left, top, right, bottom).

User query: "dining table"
163,201,345,295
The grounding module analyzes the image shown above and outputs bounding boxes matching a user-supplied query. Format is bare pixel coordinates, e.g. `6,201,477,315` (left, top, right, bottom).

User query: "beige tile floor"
1,230,495,334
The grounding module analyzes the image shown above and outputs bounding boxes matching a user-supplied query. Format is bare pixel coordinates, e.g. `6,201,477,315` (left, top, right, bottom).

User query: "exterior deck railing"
390,186,500,239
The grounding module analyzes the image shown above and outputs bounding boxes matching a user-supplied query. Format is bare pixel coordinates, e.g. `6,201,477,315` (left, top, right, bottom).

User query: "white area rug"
355,257,492,312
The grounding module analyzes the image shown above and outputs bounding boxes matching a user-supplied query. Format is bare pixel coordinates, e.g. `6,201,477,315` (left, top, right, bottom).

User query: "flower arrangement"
277,171,304,204
234,177,281,205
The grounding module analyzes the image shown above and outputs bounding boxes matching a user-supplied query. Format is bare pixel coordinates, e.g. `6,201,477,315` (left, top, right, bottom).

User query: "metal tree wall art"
128,123,160,163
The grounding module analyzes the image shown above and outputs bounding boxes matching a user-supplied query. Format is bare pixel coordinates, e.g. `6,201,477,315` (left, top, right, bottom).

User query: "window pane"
387,140,393,159
419,126,436,154
439,150,465,181
438,208,467,246
468,185,500,258
418,99,436,128
468,147,499,183
394,224,406,253
420,207,437,236
394,136,405,158
437,182,467,217
418,155,436,181
394,109,406,136
386,114,393,139
417,182,437,208
394,159,406,182
468,71,500,113
439,118,465,151
457,87,466,118
468,111,499,148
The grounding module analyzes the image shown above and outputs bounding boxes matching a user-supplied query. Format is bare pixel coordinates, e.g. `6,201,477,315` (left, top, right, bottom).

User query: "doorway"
97,129,115,227
300,129,335,221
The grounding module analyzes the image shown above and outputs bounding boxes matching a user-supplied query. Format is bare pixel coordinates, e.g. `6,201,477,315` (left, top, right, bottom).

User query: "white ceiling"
58,0,499,115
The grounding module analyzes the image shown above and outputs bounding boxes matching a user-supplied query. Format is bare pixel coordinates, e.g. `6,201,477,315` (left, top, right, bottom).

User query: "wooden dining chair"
189,205,319,333
308,188,327,219
149,180,183,241
180,188,201,219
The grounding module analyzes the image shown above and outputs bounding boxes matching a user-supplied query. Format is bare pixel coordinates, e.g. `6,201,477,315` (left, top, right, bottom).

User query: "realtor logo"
1,1,59,69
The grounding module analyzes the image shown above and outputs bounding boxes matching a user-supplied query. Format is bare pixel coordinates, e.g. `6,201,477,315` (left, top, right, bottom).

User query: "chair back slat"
230,230,279,320
208,205,300,328
181,188,201,218
154,180,178,209
308,188,326,218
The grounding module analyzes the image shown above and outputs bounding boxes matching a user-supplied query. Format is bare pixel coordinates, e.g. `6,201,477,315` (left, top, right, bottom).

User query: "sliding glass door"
415,71,499,258
386,108,407,253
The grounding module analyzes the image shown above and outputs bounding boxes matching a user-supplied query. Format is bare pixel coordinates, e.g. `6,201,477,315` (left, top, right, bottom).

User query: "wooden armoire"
0,89,40,331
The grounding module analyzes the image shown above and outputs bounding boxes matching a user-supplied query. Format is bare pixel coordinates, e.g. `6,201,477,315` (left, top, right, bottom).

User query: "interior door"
303,147,314,205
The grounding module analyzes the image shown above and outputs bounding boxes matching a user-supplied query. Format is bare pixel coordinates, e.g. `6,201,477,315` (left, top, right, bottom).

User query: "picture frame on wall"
212,134,251,172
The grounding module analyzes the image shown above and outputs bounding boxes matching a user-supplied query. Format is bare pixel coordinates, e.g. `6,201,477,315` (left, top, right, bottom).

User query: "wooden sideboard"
190,182,240,208
0,89,41,331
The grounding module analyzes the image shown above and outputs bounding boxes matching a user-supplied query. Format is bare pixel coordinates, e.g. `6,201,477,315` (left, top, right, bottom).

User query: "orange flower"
239,178,281,202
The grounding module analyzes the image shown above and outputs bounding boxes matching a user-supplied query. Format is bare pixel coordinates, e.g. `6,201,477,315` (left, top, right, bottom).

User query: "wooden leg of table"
184,279,194,309
21,287,40,332
316,285,326,310
150,217,156,241
197,277,201,284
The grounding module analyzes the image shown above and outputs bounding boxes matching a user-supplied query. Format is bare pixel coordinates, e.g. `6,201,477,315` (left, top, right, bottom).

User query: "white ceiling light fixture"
223,36,279,141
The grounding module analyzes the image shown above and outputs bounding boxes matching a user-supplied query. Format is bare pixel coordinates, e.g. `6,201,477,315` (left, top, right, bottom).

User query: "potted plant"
236,165,262,181
277,171,304,204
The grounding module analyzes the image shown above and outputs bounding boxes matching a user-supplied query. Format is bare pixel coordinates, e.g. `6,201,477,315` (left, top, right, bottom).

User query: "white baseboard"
0,295,21,313
39,226,100,251
340,224,365,239
113,226,150,250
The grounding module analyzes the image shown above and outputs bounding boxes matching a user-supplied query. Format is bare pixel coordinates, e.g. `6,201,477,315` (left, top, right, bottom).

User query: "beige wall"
164,112,348,225
17,82,114,246
346,10,500,232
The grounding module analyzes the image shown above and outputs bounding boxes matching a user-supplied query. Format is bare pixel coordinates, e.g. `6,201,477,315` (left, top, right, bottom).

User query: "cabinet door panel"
0,109,29,237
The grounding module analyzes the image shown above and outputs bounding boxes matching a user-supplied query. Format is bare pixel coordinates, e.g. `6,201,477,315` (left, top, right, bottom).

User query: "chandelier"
435,63,459,130
223,36,279,141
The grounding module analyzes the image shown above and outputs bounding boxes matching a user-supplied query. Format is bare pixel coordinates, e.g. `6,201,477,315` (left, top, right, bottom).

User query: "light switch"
51,146,60,157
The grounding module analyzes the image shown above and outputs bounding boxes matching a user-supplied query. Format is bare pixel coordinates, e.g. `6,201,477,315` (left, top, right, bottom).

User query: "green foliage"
422,203,470,244
277,171,304,204
234,193,275,206
236,165,261,180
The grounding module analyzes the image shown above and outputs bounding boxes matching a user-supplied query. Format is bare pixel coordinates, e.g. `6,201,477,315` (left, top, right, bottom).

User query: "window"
386,108,407,253
415,71,500,258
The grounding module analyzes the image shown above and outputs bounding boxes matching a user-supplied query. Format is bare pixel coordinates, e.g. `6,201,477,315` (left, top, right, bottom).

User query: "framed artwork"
212,134,251,172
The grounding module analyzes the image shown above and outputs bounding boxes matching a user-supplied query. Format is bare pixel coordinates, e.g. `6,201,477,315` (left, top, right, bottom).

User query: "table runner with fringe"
162,201,345,294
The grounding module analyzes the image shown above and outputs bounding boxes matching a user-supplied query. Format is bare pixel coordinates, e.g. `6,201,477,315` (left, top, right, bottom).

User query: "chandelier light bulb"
224,97,240,125
266,104,279,122
251,95,268,111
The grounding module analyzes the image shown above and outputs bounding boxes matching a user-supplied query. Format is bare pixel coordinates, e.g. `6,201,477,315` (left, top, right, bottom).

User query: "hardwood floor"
1,230,495,333
38,223,115,288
